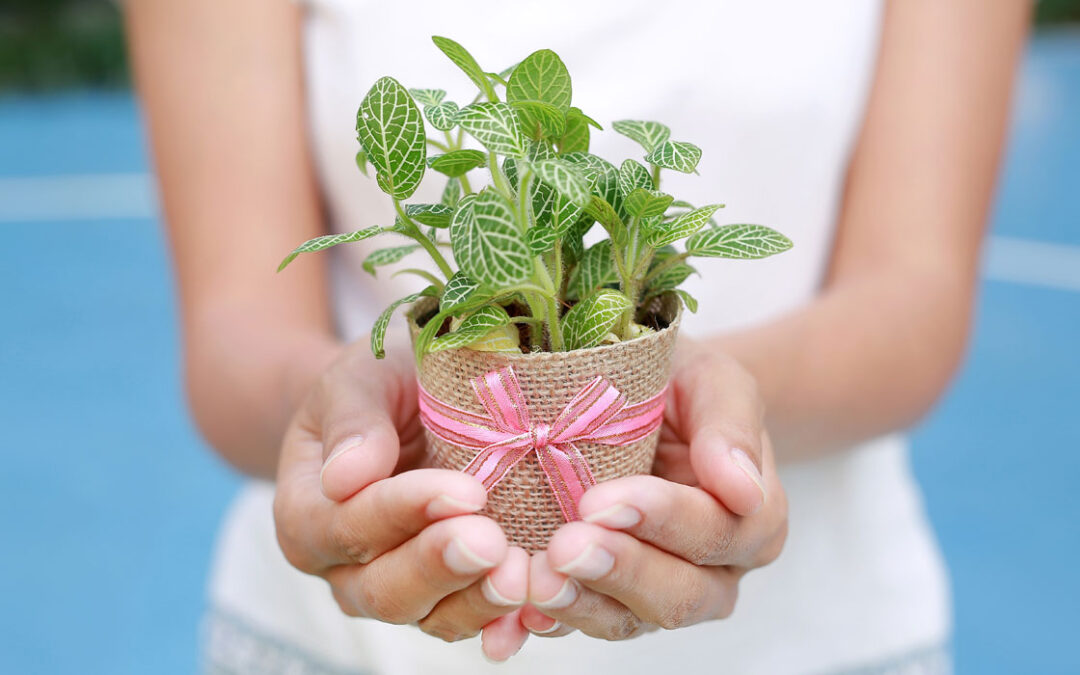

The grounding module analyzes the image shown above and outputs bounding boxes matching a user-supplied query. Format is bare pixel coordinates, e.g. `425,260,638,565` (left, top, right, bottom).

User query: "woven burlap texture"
409,296,681,552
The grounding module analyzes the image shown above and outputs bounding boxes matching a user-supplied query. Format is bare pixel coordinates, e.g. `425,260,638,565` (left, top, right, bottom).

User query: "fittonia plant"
279,36,793,363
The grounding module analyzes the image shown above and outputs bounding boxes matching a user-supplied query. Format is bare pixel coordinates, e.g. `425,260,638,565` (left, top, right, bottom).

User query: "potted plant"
279,37,792,551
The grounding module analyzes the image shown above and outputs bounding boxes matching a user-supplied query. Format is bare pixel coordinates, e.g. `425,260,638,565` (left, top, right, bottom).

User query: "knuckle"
356,577,412,624
655,597,699,630
329,514,376,565
601,612,642,641
685,523,737,566
417,612,479,643
756,518,789,567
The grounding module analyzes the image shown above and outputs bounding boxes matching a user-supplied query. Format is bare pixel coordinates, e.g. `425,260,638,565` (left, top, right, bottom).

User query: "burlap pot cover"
408,295,681,552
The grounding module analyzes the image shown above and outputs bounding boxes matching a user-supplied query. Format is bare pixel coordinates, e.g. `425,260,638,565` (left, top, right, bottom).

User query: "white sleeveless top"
205,2,951,673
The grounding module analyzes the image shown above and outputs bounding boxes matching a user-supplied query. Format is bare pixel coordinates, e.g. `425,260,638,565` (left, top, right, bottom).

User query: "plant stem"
545,293,564,351
488,152,514,200
428,138,452,152
641,251,690,285
524,292,546,349
459,173,474,194
393,200,454,279
390,268,445,288
651,164,661,190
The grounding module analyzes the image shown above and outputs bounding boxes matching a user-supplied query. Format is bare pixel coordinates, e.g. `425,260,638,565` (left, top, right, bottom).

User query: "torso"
204,2,953,673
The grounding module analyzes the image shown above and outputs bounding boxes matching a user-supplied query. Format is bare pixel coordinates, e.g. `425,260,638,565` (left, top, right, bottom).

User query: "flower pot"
407,295,682,552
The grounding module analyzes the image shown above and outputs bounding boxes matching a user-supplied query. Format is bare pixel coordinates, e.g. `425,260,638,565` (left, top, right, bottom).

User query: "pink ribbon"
418,366,667,522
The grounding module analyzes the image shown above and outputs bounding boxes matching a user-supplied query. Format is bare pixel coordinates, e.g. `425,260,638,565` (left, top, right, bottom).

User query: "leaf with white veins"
561,290,632,350
356,77,426,200
685,224,794,259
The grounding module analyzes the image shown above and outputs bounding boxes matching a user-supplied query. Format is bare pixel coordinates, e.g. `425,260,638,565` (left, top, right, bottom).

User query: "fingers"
327,515,508,625
546,522,738,630
672,350,767,516
527,551,650,641
276,468,488,573
417,547,529,642
519,604,576,637
480,609,530,663
316,356,413,501
579,475,749,566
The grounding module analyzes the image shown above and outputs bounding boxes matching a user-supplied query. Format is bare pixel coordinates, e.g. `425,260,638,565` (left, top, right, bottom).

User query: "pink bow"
418,366,667,522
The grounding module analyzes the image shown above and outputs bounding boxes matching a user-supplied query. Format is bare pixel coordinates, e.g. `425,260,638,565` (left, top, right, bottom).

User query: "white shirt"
206,2,951,673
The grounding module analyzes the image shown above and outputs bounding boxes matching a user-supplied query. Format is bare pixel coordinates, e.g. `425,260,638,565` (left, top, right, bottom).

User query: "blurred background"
1,2,1077,673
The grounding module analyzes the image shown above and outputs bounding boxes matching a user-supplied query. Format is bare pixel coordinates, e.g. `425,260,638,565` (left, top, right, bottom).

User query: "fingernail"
426,494,484,519
482,575,522,607
583,503,641,529
531,619,562,635
443,536,496,575
730,448,766,510
555,543,614,580
533,577,579,610
321,436,364,481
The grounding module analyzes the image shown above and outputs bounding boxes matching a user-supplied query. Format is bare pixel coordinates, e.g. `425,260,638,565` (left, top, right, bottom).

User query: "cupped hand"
520,339,789,639
272,340,530,659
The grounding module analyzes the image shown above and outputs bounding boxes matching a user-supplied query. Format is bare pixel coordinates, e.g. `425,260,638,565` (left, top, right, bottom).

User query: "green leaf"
685,224,794,259
430,305,512,352
506,49,573,110
278,226,384,272
371,286,437,359
531,159,591,208
409,88,446,107
362,245,420,276
562,290,632,350
646,204,724,248
612,120,671,153
431,36,496,101
355,149,370,177
427,149,486,178
561,216,593,265
645,141,702,174
404,203,454,228
510,100,566,139
618,159,653,197
567,239,617,299
356,77,426,200
441,177,462,206
450,187,532,287
646,261,696,294
457,102,528,157
558,107,591,154
584,195,627,247
560,152,622,214
624,188,674,219
506,49,572,138
672,289,698,313
526,224,559,254
424,101,460,130
440,271,486,313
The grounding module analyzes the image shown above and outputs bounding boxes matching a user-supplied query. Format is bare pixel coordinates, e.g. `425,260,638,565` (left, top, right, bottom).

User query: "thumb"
318,357,409,502
676,351,768,517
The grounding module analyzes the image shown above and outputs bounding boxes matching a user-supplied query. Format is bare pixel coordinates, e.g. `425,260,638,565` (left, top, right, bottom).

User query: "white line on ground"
982,236,1080,293
1,173,1077,294
0,173,156,222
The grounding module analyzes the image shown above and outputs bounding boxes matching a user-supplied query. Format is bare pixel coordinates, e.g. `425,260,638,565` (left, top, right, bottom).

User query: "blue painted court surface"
1,34,1078,675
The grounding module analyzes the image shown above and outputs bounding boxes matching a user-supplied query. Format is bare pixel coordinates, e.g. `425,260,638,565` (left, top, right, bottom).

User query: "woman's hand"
520,340,788,639
272,340,530,657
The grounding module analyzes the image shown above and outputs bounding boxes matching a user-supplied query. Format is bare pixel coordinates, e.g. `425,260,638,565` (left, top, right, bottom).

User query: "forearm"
185,300,342,478
713,267,972,462
710,0,1028,463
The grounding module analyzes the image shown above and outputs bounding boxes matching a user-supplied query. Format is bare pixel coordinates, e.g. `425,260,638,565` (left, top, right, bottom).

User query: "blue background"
1,34,1078,675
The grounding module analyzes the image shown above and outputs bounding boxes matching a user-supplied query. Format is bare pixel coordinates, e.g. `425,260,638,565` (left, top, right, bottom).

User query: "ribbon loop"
418,366,667,523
